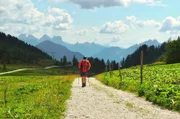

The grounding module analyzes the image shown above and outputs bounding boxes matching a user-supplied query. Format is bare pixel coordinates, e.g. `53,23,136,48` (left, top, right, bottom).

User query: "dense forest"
166,37,180,63
0,32,52,68
121,37,180,68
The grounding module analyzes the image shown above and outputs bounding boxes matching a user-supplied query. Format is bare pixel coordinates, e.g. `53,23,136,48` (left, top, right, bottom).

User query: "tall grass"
0,75,76,118
96,63,180,112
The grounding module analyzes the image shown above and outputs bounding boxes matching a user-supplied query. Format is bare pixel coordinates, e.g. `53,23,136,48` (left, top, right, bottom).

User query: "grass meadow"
96,63,180,112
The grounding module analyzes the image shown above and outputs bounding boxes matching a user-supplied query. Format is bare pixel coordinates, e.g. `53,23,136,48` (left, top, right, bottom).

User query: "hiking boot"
82,82,86,87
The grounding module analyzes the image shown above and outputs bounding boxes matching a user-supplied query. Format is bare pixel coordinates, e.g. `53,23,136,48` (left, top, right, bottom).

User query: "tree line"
121,37,180,68
57,55,108,75
55,36,180,73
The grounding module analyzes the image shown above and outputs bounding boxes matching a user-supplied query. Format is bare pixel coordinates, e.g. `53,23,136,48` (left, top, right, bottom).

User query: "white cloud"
76,29,88,36
43,15,56,26
110,36,122,43
54,23,71,30
55,0,131,9
126,16,136,22
54,0,166,9
126,16,180,38
136,20,161,28
47,8,73,30
126,16,161,29
0,26,9,31
159,16,180,32
0,0,73,36
0,6,6,14
100,21,128,34
92,27,99,33
100,18,161,35
0,0,42,25
132,0,166,6
132,0,154,4
48,8,73,24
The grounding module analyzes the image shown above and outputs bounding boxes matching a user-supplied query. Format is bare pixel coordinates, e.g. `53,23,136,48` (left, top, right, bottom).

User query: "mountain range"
93,40,161,61
36,40,83,61
18,34,39,46
18,34,161,62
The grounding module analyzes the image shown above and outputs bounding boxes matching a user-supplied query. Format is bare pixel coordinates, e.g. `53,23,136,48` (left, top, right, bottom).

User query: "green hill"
0,32,52,69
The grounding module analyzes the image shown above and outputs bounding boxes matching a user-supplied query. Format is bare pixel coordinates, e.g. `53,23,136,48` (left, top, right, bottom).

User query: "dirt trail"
65,78,180,119
0,68,34,75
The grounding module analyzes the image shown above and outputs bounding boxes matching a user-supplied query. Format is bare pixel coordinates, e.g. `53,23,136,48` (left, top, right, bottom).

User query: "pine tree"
62,55,67,65
72,55,78,67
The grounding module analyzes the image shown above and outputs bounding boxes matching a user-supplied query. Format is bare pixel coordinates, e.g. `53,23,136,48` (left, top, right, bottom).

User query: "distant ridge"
36,40,83,61
18,34,108,57
93,39,161,61
18,34,161,61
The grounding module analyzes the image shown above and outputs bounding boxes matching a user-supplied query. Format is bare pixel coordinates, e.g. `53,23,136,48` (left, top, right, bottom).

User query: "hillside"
121,44,165,68
0,32,51,65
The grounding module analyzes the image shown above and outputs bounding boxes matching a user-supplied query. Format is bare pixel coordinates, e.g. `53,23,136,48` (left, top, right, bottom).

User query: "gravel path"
65,78,180,119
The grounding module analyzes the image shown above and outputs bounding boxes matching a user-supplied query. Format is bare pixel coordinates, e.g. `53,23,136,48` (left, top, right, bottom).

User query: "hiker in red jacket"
78,56,91,87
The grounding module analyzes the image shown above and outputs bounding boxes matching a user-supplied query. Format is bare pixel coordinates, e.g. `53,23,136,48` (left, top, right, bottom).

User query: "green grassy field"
0,63,79,118
0,64,37,73
0,64,79,76
0,75,76,119
96,63,180,112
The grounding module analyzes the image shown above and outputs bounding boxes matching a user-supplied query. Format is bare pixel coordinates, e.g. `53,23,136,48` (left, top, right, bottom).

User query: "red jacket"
78,59,91,72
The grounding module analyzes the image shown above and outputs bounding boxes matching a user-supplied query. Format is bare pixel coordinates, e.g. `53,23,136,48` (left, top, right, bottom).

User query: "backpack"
81,60,88,72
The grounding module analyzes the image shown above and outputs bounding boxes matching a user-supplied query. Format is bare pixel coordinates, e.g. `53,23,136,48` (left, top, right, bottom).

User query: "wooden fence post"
118,63,122,88
109,63,112,78
140,50,143,84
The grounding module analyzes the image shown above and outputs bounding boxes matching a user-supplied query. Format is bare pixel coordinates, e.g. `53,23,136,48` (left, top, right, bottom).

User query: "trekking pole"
78,73,79,84
78,70,81,85
87,72,90,87
88,77,90,87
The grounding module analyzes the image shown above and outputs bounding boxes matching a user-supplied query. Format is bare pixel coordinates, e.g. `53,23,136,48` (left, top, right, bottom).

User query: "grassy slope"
0,64,80,118
96,63,180,112
0,75,76,118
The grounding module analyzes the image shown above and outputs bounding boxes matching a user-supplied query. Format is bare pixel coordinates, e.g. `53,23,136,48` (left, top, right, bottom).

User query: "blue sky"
0,0,180,48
